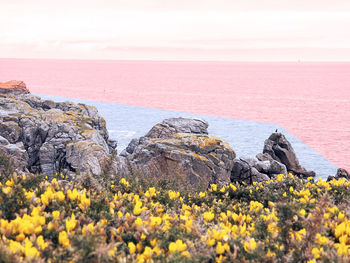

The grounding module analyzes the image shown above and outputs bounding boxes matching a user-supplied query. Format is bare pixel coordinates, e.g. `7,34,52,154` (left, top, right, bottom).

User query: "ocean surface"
1,58,349,178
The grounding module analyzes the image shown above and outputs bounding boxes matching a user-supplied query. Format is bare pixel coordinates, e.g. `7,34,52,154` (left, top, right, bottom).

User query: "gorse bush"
0,170,350,262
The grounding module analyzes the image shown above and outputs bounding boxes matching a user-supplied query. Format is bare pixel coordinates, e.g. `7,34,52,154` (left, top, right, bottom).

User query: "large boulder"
263,133,315,178
121,118,235,189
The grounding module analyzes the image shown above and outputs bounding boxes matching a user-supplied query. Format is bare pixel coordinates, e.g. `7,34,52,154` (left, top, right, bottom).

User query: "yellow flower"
229,184,237,191
59,231,70,248
2,186,12,194
168,190,180,200
216,242,230,254
203,211,215,222
52,210,60,220
199,192,206,198
78,192,90,211
16,233,25,242
9,240,22,253
169,240,187,253
312,247,322,259
108,249,115,257
315,233,328,245
299,209,306,217
56,191,65,202
206,238,216,246
133,200,143,215
244,238,257,252
145,187,157,198
134,217,143,226
36,235,49,250
5,178,15,187
120,178,130,187
181,251,190,258
276,174,283,182
66,213,77,232
23,238,40,259
128,242,136,254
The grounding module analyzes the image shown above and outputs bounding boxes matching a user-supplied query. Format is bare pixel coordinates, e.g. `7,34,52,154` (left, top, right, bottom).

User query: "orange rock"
0,80,30,93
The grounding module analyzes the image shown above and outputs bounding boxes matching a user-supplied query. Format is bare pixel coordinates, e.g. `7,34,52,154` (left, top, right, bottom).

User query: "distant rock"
0,80,30,94
262,133,315,178
120,118,235,189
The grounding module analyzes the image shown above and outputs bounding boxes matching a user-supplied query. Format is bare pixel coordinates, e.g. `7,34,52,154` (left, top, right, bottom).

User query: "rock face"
120,118,235,189
0,81,30,94
230,156,286,183
0,81,116,180
0,135,28,171
262,133,315,178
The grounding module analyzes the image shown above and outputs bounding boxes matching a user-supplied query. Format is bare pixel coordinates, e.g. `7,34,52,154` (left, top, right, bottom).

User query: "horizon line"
1,57,350,63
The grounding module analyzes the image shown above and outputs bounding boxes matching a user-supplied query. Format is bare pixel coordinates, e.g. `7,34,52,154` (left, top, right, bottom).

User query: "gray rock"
0,135,28,171
231,158,271,183
269,160,287,175
263,132,315,178
66,140,109,176
122,118,235,189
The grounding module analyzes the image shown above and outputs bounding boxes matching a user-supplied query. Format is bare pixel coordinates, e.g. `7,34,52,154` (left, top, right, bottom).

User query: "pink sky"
1,0,350,60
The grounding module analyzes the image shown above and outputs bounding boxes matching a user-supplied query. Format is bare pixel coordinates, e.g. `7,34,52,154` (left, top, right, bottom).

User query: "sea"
1,58,349,179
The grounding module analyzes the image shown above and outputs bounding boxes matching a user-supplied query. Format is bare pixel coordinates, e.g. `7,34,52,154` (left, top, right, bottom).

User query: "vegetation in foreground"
0,167,350,262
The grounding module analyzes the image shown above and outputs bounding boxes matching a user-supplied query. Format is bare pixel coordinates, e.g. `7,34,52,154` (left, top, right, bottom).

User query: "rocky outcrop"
0,81,116,180
230,132,315,183
120,118,235,189
0,80,30,94
262,133,315,178
327,168,349,181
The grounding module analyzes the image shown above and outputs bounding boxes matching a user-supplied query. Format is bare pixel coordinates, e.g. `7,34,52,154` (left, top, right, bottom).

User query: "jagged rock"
122,119,235,189
263,133,315,178
0,121,21,143
327,168,349,181
0,80,30,94
66,140,110,176
256,153,274,162
0,81,115,179
230,156,287,183
335,168,349,179
231,159,252,183
0,135,28,171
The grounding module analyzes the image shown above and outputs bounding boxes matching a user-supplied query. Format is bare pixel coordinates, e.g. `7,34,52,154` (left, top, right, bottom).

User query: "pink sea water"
0,59,349,171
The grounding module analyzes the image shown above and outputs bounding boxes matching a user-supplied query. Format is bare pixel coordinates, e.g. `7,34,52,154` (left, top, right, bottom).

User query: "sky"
1,0,350,61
